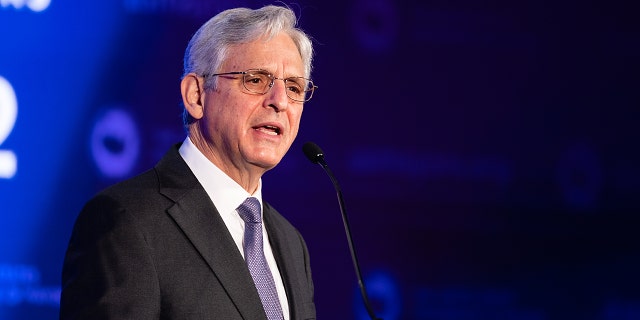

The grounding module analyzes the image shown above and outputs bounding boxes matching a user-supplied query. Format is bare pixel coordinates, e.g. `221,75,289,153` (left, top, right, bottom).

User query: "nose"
264,79,289,112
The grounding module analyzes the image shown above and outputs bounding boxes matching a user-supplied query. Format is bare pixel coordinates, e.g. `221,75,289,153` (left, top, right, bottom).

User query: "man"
60,5,317,319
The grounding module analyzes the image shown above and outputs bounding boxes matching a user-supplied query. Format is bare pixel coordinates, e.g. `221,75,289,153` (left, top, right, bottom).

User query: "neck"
188,133,263,194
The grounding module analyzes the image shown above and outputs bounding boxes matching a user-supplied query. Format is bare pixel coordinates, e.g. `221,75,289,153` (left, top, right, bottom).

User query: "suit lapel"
156,145,267,320
263,204,302,318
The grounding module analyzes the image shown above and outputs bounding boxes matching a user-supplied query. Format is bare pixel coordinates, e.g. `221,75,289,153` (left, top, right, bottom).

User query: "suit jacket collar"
155,144,268,320
263,204,306,318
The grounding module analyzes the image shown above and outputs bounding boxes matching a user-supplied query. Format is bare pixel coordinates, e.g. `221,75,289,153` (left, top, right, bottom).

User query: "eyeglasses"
204,69,317,102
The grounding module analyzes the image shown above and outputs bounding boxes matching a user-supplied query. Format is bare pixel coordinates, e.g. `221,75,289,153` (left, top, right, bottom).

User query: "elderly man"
61,5,317,320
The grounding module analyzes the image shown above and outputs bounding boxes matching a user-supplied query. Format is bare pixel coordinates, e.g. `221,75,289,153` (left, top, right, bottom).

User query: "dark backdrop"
0,0,638,319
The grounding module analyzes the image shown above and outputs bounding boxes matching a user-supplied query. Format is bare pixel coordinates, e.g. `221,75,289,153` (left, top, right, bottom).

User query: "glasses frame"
204,69,317,102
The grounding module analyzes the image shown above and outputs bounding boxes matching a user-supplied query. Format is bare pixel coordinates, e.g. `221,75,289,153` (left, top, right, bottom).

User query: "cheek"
288,110,303,135
204,94,240,128
292,107,304,125
203,106,223,128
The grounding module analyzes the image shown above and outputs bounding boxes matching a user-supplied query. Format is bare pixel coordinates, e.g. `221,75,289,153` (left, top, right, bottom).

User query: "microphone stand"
305,142,381,320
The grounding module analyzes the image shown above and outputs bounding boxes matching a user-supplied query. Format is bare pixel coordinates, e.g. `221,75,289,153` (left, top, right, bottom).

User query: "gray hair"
181,5,314,126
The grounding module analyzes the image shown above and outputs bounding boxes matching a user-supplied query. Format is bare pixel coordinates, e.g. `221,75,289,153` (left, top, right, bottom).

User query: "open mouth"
255,125,281,136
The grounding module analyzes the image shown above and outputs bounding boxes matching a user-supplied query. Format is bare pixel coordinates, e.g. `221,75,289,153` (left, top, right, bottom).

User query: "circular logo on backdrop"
350,0,399,53
90,107,140,179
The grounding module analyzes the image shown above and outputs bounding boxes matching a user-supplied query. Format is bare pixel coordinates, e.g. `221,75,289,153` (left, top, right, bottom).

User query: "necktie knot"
238,197,262,224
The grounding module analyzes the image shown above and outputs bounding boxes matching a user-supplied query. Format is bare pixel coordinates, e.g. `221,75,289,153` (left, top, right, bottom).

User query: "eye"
245,73,267,84
287,85,302,94
286,78,305,95
247,77,261,84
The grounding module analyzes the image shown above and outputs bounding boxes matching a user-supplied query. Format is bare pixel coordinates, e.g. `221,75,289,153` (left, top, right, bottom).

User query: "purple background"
0,0,638,319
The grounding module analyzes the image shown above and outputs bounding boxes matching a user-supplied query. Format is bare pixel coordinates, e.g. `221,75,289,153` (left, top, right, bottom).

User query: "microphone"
302,142,381,320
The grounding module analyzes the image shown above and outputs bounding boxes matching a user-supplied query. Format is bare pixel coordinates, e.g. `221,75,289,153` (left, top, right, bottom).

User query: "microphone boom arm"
307,143,381,320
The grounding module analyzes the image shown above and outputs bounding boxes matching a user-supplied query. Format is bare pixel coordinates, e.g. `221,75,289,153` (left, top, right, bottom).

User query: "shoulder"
86,169,162,213
73,165,179,240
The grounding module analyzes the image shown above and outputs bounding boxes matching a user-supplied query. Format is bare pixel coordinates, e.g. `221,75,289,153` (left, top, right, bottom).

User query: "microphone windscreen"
302,142,324,164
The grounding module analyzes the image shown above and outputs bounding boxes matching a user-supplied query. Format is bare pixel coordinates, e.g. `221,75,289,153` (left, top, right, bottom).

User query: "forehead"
221,33,304,76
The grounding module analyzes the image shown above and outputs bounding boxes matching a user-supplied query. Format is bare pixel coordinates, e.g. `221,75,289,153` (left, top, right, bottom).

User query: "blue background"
1,0,639,319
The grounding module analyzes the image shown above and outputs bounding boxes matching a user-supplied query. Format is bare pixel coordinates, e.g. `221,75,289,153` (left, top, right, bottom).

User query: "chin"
250,155,283,170
245,145,288,168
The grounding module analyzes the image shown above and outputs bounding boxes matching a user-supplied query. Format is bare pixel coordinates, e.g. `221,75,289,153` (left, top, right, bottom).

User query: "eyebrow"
251,68,306,79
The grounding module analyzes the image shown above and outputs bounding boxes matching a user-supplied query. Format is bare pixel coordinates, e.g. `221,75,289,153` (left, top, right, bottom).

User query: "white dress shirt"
179,137,290,319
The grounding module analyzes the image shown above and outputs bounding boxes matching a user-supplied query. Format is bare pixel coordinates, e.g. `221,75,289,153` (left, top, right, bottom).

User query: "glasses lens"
286,77,315,102
243,70,271,94
284,78,306,101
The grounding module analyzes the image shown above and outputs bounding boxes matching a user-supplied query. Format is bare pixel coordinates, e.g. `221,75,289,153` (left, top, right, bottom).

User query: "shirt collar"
178,137,263,215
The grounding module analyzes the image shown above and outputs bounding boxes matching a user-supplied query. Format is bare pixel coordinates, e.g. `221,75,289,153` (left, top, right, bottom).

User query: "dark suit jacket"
60,144,316,319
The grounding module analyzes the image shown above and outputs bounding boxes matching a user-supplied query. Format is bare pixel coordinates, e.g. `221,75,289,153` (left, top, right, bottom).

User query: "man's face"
199,33,305,174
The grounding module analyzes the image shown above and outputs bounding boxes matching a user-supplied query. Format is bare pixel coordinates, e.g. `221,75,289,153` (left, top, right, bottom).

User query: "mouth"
254,124,282,136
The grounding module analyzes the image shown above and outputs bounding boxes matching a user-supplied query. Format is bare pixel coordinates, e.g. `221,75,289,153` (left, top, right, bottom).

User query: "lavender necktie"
237,197,284,320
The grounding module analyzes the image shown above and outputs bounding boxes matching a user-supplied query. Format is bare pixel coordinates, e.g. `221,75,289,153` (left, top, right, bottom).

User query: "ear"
181,73,205,120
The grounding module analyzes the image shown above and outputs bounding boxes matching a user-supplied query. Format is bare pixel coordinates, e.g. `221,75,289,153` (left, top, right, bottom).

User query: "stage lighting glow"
354,270,401,320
